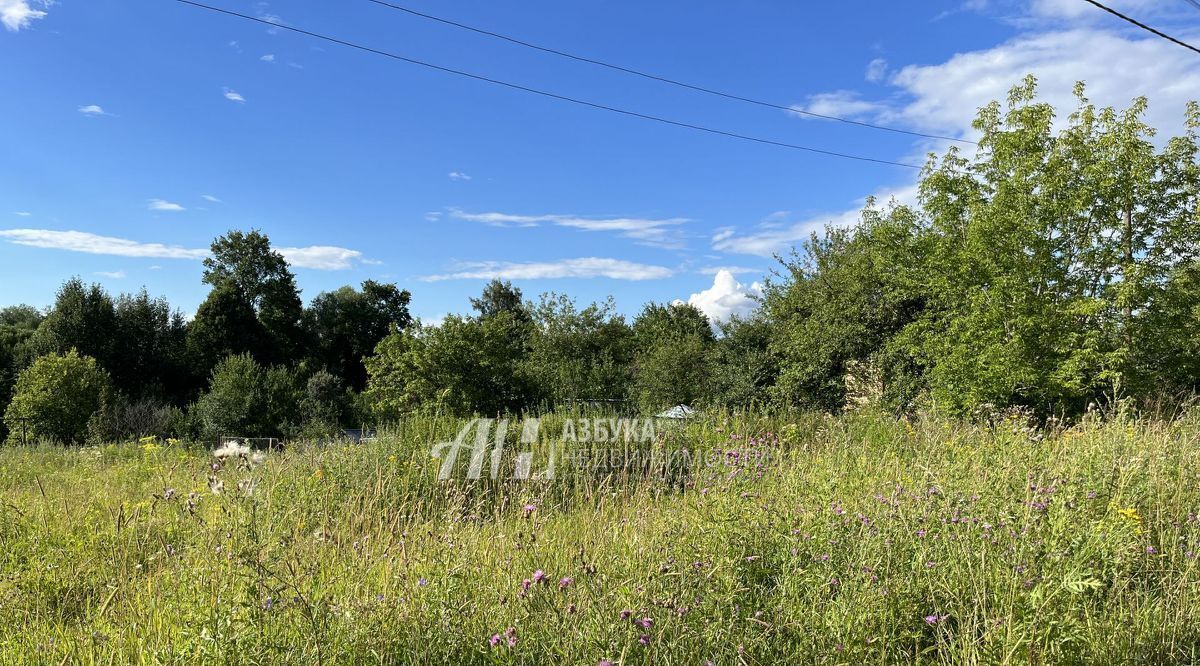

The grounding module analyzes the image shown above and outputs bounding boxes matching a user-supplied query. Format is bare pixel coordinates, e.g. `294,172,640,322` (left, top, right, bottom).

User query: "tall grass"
2,409,1200,664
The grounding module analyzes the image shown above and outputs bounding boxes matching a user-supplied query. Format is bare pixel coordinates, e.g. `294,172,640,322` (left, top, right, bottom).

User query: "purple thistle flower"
523,504,537,518
620,609,633,620
924,614,940,625
638,617,654,630
599,661,613,666
638,634,651,646
417,577,428,587
489,634,502,647
559,577,574,589
521,579,532,591
533,569,548,584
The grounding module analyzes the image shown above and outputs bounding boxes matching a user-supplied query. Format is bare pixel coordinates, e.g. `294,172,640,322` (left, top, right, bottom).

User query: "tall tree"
202,230,309,364
307,280,413,390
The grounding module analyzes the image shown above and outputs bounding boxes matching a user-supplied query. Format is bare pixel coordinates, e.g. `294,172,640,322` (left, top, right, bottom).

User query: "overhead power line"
364,0,974,146
1179,0,1200,14
174,0,923,169
1081,0,1200,55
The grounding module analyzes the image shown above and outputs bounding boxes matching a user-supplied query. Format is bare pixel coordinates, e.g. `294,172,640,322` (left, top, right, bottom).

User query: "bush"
3,350,111,444
191,353,268,440
87,397,186,443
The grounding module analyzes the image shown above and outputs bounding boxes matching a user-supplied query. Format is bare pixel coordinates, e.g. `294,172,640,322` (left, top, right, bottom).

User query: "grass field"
2,409,1200,664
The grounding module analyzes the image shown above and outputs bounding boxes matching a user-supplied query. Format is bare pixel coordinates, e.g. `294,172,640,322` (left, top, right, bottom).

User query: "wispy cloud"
790,91,887,120
865,58,889,83
421,257,674,282
223,88,245,103
94,270,126,279
711,184,917,257
450,209,689,249
0,229,209,259
260,54,275,63
447,171,472,181
0,228,369,271
78,105,110,117
13,211,31,217
277,245,366,271
201,194,221,203
1,0,47,31
148,199,185,212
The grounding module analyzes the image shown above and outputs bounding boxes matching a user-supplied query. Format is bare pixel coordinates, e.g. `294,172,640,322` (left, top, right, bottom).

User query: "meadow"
2,408,1200,664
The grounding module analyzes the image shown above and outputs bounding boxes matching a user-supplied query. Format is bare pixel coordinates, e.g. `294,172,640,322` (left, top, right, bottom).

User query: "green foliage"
524,294,634,405
191,353,270,439
308,281,413,390
630,302,714,410
3,350,111,444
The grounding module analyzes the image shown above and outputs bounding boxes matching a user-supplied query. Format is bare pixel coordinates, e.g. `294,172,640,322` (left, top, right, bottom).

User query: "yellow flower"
312,468,325,481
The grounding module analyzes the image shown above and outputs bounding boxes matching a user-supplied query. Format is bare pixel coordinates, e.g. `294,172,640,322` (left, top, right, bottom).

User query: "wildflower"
638,634,651,646
558,577,574,589
637,617,653,630
599,661,613,666
745,555,760,562
924,614,948,625
489,634,502,647
620,609,633,620
504,626,517,647
532,570,548,584
523,504,537,518
1146,546,1158,555
521,579,532,591
417,578,428,587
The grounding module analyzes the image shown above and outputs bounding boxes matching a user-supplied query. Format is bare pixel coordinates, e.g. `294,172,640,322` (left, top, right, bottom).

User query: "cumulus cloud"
682,270,762,327
148,199,185,212
78,105,110,116
223,88,245,103
1,0,47,31
450,209,689,249
448,171,472,181
277,245,365,270
0,229,209,259
420,257,674,282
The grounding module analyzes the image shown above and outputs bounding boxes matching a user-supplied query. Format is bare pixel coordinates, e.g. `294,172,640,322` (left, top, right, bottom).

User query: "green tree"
202,230,309,364
191,353,269,439
111,289,189,401
25,278,117,369
307,280,413,390
524,293,634,406
4,350,111,444
630,303,714,410
187,282,268,381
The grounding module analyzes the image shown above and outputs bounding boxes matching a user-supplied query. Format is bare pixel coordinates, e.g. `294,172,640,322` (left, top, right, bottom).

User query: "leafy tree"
630,303,714,410
0,305,43,439
110,289,189,402
4,350,111,444
307,281,413,389
471,279,530,322
187,283,268,381
524,293,634,406
202,230,309,364
710,314,778,408
25,278,117,368
366,312,534,418
191,353,269,439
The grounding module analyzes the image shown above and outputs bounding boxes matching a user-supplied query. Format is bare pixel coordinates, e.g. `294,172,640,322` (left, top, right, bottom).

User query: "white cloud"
223,88,245,103
424,211,443,222
278,245,365,270
0,0,47,31
713,184,918,257
13,211,31,216
421,257,674,282
0,229,209,259
450,209,689,249
201,194,221,203
148,199,185,212
78,105,109,116
260,54,275,63
791,91,887,120
448,171,472,181
682,270,762,327
94,270,126,279
865,58,889,83
0,228,367,270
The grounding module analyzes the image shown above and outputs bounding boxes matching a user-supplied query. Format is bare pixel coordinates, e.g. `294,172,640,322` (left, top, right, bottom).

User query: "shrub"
191,353,268,440
3,350,111,444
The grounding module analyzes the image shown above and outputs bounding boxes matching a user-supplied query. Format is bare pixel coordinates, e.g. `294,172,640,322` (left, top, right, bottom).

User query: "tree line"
3,78,1200,443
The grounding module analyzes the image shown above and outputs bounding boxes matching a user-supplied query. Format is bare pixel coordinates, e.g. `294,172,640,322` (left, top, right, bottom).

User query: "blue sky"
2,0,1197,324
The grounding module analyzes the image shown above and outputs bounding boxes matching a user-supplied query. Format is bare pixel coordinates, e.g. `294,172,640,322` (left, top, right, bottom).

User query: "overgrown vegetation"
3,409,1200,663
